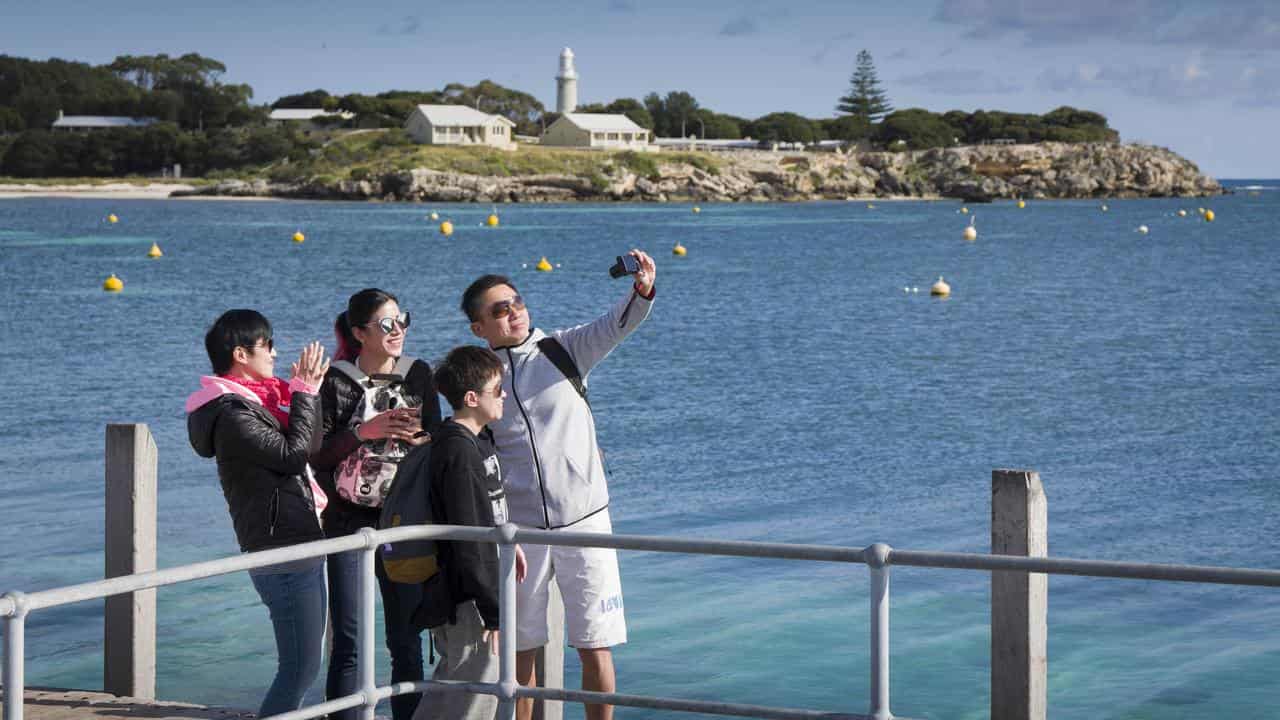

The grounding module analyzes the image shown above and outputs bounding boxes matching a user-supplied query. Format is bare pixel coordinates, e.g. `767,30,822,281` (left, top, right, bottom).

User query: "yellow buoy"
535,256,553,272
439,221,454,236
866,203,876,209
107,214,119,224
1177,209,1187,217
429,211,440,221
1204,210,1215,222
292,231,305,243
960,206,969,214
103,274,123,292
1017,199,1026,209
930,276,951,296
692,206,701,214
673,242,687,256
147,242,163,258
963,225,977,242
486,214,499,227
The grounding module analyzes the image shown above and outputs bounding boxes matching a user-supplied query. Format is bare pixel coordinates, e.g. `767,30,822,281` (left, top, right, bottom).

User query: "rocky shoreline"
172,142,1222,203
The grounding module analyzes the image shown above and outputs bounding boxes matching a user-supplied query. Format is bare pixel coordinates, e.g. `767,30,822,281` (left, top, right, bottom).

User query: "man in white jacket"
461,250,656,720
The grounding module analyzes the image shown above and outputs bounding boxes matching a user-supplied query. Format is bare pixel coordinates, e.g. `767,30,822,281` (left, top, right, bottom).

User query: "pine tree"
837,50,893,123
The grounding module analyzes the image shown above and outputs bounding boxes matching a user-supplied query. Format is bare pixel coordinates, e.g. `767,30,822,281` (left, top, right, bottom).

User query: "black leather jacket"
188,391,324,552
311,358,442,532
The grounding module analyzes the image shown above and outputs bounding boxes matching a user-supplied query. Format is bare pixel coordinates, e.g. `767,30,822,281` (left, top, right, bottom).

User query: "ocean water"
1,186,1277,719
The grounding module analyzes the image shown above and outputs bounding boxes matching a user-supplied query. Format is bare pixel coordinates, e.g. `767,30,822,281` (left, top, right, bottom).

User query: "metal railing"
5,523,1280,720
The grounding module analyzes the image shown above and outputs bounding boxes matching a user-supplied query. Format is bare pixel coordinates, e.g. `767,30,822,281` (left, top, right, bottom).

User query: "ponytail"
333,310,360,362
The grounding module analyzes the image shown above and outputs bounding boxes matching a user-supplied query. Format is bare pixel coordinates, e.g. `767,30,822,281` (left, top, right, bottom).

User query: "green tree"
0,106,25,133
273,90,334,109
836,50,892,123
663,91,699,137
876,108,955,149
822,114,872,142
747,112,819,144
641,91,699,137
245,126,295,164
1,131,56,175
692,109,742,139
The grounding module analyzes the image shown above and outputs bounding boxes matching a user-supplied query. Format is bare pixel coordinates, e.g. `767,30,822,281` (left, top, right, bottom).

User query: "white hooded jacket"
489,288,653,529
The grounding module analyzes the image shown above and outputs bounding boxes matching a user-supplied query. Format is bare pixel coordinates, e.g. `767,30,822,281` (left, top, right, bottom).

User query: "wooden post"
532,579,565,720
104,424,157,699
991,469,1047,720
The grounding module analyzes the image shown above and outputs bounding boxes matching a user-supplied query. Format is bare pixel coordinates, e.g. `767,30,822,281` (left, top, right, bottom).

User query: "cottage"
540,113,652,150
268,108,356,131
51,110,156,132
404,105,516,148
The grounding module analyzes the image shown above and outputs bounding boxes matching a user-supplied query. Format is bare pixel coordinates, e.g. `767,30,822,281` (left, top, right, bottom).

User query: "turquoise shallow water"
1,187,1278,718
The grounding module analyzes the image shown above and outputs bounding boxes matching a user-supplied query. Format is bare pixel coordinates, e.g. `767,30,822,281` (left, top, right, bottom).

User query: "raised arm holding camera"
460,249,655,720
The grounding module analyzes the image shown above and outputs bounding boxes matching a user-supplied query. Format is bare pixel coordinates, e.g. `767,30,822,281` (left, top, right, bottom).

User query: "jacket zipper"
268,488,280,537
506,348,552,530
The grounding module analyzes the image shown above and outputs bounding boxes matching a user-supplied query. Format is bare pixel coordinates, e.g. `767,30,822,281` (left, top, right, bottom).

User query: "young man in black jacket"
413,346,526,720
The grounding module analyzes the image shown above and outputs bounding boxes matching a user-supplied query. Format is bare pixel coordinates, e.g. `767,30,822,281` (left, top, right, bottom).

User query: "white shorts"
516,509,627,652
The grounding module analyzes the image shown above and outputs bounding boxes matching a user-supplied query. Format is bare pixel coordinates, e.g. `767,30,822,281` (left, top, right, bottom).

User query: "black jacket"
429,419,507,629
187,390,324,553
311,358,442,533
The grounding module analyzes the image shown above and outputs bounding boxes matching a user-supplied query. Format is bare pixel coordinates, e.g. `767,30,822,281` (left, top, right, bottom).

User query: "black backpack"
380,441,459,630
378,442,438,584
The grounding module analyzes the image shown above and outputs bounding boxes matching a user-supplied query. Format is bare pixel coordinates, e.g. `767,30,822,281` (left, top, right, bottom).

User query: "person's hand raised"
290,342,329,386
629,248,656,295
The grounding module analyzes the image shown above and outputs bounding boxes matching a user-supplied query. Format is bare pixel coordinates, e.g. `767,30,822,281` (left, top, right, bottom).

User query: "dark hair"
334,288,399,362
434,346,504,410
204,309,272,375
461,274,518,322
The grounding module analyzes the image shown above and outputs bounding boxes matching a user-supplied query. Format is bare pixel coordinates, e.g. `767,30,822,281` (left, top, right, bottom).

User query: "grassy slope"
280,130,721,185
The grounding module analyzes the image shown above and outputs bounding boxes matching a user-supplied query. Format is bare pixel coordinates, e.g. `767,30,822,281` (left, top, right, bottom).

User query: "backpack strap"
537,337,588,406
391,355,417,380
331,359,369,386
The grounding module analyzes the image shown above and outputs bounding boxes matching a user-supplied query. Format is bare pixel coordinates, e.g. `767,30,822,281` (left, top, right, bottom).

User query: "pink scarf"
223,375,293,427
212,374,328,516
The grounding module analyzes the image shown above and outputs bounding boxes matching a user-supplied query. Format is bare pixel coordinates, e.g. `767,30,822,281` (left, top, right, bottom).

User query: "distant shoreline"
0,183,282,200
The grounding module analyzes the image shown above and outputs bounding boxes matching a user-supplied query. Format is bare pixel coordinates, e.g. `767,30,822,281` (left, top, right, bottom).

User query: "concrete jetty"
0,688,250,720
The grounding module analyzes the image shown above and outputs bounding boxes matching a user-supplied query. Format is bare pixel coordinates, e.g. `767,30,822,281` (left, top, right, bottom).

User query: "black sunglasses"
364,312,411,334
488,295,526,320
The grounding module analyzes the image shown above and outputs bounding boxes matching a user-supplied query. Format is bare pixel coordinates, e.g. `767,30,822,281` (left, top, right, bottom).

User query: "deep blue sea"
1,183,1277,719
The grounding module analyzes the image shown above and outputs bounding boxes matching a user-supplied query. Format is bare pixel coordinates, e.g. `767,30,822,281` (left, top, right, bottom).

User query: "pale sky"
4,0,1278,177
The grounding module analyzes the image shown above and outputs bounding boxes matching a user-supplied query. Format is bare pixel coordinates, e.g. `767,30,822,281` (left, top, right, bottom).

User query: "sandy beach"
0,182,194,199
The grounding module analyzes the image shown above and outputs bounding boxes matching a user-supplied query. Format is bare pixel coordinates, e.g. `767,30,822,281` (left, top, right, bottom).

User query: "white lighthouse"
556,47,578,114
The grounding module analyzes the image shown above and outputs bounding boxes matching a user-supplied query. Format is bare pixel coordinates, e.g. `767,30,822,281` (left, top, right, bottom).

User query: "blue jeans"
250,561,328,717
326,548,426,720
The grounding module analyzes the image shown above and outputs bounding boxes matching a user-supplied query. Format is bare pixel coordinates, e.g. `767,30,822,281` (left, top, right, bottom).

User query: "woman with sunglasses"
311,288,443,720
186,310,330,716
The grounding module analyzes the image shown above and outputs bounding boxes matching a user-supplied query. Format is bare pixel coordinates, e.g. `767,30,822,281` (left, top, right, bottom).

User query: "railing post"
992,469,1047,720
864,544,892,720
358,529,378,720
3,592,27,720
104,423,157,699
498,525,519,720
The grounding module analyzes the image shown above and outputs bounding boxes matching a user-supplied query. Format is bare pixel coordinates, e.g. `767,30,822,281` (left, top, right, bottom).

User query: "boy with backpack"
411,345,526,720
